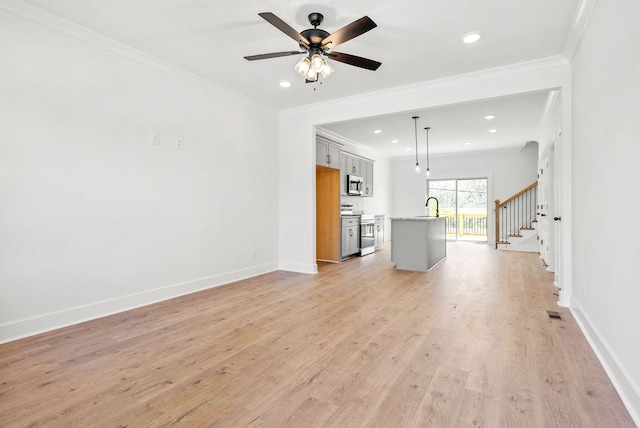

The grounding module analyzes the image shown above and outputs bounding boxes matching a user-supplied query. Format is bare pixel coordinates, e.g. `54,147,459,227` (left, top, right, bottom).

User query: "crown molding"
392,145,529,162
282,55,570,118
562,0,599,62
316,127,357,147
0,0,278,115
316,126,388,161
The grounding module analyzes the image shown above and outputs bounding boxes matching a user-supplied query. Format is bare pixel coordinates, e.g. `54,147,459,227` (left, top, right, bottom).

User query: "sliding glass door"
427,178,488,241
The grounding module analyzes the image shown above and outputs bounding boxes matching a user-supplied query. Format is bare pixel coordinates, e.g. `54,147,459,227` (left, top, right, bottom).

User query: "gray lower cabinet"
374,215,385,248
391,217,446,272
341,216,360,259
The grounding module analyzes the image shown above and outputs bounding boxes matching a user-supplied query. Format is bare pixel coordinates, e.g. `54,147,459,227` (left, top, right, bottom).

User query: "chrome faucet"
426,197,439,217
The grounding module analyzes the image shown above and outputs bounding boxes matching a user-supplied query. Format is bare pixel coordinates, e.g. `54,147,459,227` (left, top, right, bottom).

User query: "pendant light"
424,127,431,177
412,116,420,174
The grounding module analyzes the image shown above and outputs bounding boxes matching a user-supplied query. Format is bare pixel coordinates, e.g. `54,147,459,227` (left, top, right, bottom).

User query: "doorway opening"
427,178,488,242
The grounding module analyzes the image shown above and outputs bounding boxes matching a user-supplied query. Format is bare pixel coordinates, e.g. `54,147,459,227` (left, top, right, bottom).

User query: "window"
427,178,488,241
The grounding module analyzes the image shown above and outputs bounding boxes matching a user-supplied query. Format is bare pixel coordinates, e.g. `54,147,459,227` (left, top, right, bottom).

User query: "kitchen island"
390,217,446,272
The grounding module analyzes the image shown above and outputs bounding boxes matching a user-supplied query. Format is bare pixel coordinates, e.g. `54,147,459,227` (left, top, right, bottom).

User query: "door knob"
554,216,562,221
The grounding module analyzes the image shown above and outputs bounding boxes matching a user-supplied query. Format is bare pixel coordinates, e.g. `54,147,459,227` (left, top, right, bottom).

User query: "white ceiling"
18,0,581,157
320,91,551,158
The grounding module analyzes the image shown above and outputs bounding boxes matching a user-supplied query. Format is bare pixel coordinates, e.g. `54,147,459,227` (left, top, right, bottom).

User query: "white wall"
390,144,539,245
0,11,280,342
537,91,563,156
570,0,640,422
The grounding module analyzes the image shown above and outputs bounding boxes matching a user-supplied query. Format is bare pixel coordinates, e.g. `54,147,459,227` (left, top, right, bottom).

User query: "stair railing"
494,181,538,248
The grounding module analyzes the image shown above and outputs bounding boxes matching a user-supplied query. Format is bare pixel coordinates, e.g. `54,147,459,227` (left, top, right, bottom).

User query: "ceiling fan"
244,12,381,83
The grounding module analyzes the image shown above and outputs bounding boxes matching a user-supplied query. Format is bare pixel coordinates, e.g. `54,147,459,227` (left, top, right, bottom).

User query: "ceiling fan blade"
258,12,310,48
321,16,377,50
244,51,305,61
327,51,381,71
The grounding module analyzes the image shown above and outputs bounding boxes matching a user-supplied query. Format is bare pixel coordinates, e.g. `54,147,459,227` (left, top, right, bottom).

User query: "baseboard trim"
0,262,278,344
497,246,538,252
278,260,318,274
571,301,640,426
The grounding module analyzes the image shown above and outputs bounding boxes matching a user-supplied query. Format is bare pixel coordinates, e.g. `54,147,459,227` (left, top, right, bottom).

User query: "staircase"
495,181,538,252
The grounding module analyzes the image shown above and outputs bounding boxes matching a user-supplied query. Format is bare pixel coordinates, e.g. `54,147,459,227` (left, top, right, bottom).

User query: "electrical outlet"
176,139,184,149
251,250,256,260
152,133,160,145
582,281,586,298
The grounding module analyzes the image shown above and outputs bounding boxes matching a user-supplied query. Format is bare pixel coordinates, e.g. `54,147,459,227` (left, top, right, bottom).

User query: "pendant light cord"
412,116,420,173
425,127,431,175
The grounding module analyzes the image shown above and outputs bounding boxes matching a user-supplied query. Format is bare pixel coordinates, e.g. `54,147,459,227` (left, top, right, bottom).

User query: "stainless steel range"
359,214,375,256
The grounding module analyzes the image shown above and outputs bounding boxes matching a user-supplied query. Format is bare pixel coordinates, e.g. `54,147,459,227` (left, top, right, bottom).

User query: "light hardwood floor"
0,242,634,427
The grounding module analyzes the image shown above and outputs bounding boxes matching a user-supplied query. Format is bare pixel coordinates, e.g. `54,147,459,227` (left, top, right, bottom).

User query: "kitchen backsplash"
341,196,365,214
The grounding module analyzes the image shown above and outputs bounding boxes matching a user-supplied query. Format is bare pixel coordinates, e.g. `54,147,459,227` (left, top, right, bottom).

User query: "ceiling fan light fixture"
246,12,380,83
320,61,335,78
305,67,318,82
294,57,311,76
310,54,325,72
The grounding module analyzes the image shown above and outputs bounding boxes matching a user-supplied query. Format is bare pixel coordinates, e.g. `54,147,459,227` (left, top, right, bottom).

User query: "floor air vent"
547,310,563,320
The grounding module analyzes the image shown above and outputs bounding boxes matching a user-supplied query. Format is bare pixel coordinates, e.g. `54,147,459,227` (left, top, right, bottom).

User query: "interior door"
538,149,554,269
553,131,562,288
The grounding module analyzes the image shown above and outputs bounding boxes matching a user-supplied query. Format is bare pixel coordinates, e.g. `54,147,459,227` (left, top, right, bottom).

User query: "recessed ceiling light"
405,147,411,151
465,142,472,145
484,114,495,120
488,128,498,133
463,32,481,44
373,129,382,134
279,81,292,88
391,139,399,144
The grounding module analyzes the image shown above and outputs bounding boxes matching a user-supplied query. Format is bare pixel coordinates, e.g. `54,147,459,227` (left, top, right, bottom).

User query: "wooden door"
316,167,340,261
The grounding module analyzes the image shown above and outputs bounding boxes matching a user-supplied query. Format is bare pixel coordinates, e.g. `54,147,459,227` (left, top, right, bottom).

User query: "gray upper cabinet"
316,139,341,170
347,156,361,176
363,160,373,197
340,152,348,195
339,151,375,196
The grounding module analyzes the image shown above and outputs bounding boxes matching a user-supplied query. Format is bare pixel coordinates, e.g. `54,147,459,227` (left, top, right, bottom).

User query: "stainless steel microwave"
347,175,363,196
